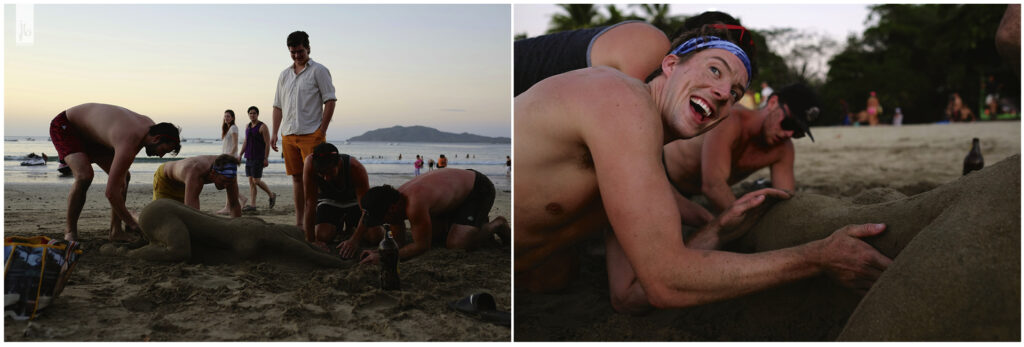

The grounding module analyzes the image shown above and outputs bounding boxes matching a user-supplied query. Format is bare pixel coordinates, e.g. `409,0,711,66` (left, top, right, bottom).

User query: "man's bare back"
65,103,155,153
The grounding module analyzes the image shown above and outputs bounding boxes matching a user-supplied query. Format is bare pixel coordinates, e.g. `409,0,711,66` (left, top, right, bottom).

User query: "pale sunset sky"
3,4,512,140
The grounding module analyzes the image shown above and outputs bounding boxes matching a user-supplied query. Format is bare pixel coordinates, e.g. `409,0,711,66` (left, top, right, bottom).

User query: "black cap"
363,210,385,228
773,83,821,142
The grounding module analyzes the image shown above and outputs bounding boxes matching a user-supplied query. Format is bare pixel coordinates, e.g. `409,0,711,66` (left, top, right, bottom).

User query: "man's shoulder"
543,67,652,107
307,59,331,72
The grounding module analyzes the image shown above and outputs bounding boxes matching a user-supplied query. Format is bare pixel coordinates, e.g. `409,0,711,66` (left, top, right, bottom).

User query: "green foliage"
822,4,1015,125
547,4,604,33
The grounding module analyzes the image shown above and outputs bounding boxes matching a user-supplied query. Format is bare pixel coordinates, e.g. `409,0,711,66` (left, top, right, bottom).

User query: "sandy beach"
515,121,1021,341
4,173,511,341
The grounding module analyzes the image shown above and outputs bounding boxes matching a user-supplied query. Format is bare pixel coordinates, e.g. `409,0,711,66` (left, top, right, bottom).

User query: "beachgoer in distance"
49,103,181,242
514,27,891,313
358,168,510,264
414,155,424,176
428,158,435,171
437,154,448,168
664,83,821,213
866,91,883,125
506,155,512,176
221,109,240,156
759,82,774,108
946,92,975,122
892,107,903,126
239,106,276,211
217,109,248,215
152,154,243,218
271,30,338,227
302,143,370,256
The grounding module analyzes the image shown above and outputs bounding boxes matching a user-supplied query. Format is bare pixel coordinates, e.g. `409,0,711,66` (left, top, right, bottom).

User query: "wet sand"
4,178,511,341
515,121,1021,341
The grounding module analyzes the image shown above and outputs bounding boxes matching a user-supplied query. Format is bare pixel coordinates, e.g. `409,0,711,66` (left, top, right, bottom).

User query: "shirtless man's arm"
770,142,796,191
587,83,889,310
590,22,671,82
700,119,740,213
183,170,206,211
105,140,142,233
224,179,242,218
396,203,432,261
359,207,430,264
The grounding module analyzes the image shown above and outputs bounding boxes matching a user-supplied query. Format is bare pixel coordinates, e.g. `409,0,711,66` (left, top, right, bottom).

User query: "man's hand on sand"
359,250,381,265
337,239,360,259
714,188,791,243
812,223,893,295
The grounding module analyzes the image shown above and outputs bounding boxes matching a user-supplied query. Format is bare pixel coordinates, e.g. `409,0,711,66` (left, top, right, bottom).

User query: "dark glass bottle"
963,138,984,176
379,224,401,290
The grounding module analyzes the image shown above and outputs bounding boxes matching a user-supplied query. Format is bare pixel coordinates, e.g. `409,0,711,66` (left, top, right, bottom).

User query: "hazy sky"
4,4,512,140
514,4,874,42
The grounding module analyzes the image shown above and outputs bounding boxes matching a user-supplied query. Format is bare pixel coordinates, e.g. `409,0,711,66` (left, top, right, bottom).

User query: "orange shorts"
282,132,325,175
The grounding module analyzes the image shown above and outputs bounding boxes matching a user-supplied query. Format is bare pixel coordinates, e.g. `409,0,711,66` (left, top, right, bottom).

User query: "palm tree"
631,4,684,35
601,4,644,26
547,4,604,33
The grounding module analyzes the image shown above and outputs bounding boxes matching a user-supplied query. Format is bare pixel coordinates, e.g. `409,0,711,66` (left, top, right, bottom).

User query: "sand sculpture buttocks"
100,198,349,268
726,154,1020,341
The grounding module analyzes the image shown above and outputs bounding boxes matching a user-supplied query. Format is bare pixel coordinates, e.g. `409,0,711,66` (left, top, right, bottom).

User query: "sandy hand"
359,250,380,265
814,223,893,295
714,188,791,243
337,239,360,259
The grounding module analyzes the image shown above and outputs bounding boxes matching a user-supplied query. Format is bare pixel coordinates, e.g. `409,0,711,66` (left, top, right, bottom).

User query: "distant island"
347,125,510,144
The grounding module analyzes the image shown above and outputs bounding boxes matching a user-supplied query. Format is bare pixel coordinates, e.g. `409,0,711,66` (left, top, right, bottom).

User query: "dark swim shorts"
434,169,496,245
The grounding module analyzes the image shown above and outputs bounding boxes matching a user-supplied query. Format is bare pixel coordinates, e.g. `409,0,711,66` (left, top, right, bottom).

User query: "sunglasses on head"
706,24,755,55
779,105,806,139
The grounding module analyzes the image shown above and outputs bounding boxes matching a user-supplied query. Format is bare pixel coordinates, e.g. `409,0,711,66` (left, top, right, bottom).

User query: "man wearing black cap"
357,168,509,264
302,142,370,255
663,82,821,213
152,154,244,218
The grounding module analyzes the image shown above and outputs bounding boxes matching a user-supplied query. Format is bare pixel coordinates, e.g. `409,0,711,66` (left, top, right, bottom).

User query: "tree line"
518,4,1018,125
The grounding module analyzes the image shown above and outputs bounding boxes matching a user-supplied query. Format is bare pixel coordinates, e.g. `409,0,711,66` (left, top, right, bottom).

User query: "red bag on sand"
4,236,83,320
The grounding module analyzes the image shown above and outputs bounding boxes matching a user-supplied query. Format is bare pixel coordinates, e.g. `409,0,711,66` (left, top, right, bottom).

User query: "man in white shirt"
272,30,338,227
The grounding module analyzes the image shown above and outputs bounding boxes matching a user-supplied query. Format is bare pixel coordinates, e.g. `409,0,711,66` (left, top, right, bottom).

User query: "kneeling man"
302,142,371,255
153,154,243,217
359,168,510,264
664,83,821,213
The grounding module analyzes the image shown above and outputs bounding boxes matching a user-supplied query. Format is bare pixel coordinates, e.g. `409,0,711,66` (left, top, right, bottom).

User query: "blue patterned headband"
214,163,237,178
669,36,751,89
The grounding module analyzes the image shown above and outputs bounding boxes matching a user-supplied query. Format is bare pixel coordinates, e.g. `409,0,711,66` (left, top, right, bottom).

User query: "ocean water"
4,136,511,191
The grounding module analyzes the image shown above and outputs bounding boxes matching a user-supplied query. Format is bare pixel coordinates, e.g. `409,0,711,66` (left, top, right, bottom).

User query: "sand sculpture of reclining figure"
101,198,347,268
723,154,1020,341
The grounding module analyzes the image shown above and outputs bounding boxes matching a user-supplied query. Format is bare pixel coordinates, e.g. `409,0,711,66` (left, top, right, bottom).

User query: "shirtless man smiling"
514,28,892,312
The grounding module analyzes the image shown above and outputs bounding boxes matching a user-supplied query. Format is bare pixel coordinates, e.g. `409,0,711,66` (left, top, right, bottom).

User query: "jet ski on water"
19,153,48,166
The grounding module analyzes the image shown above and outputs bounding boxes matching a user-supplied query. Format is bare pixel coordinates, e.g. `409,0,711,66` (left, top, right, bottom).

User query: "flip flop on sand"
448,292,510,327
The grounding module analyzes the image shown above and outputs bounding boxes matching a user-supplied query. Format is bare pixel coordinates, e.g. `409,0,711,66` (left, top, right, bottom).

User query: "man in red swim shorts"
49,103,182,242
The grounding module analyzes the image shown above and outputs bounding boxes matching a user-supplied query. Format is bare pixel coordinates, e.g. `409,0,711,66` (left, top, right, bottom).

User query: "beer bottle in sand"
963,138,984,175
379,224,401,290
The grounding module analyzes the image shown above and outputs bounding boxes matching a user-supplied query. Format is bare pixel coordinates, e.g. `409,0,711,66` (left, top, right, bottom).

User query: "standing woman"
239,106,276,211
217,110,247,214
